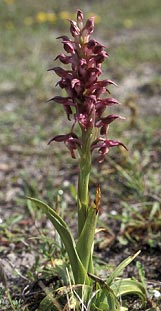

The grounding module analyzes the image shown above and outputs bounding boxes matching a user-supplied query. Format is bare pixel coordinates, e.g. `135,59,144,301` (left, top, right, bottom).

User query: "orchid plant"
28,10,146,311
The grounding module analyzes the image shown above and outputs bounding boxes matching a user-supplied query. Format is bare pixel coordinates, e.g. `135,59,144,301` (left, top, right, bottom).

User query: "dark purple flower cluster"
48,10,126,162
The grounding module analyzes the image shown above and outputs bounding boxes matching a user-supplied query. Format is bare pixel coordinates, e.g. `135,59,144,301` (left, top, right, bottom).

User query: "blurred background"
0,0,161,240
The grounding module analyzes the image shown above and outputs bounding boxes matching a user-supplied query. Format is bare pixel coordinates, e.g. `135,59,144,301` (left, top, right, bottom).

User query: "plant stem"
77,128,92,237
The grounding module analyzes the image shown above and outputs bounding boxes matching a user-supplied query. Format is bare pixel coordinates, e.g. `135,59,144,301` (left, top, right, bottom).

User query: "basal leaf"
26,197,89,285
106,251,140,286
111,278,146,303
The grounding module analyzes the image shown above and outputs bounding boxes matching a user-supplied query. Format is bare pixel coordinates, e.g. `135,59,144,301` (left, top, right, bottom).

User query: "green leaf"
149,201,160,220
26,197,89,285
105,290,120,311
76,206,97,272
106,251,140,286
92,288,120,311
88,273,120,311
38,294,60,311
111,278,146,303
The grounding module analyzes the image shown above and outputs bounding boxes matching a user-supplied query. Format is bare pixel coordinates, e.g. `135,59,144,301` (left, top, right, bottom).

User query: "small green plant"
118,201,161,247
27,10,147,310
0,286,23,311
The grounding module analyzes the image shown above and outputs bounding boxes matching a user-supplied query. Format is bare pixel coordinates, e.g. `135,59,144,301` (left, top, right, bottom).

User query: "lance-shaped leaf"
26,197,90,285
111,278,146,304
76,205,98,273
88,273,120,311
106,250,141,286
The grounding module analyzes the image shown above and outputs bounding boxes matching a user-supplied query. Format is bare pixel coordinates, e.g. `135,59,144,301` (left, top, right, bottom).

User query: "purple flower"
96,114,126,135
48,133,81,159
91,138,127,163
48,10,126,161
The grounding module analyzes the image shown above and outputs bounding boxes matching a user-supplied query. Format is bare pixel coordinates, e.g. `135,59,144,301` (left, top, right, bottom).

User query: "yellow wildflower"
59,11,73,20
87,12,101,24
46,12,57,23
123,18,133,29
5,21,14,30
24,17,33,26
4,0,15,4
36,11,47,23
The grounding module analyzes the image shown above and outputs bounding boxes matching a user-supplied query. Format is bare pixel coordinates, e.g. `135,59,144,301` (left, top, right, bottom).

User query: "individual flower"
36,11,47,23
91,138,127,163
46,12,57,23
59,11,74,20
48,133,81,159
4,0,15,4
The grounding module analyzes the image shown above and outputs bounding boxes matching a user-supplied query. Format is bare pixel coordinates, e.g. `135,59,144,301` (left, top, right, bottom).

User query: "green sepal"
26,197,90,285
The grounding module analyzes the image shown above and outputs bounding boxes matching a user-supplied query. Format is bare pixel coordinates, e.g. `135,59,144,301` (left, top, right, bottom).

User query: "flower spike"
48,10,126,161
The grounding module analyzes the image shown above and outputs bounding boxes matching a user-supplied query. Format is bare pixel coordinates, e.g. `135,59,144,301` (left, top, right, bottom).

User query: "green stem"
77,126,99,276
77,128,92,236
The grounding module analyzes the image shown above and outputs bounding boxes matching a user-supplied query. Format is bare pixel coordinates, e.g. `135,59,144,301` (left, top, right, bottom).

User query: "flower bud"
77,10,84,29
63,41,75,54
81,17,95,43
69,20,80,37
